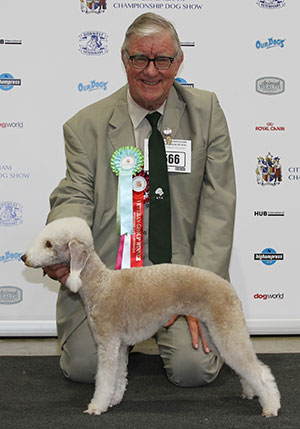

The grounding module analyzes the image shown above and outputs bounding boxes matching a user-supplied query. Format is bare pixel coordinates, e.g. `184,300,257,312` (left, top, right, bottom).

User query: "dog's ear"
65,240,90,293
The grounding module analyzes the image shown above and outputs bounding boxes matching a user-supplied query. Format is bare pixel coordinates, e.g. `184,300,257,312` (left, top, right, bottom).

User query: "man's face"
122,32,183,110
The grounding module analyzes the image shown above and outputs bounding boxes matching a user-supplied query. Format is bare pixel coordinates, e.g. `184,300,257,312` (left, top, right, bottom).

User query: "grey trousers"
59,315,223,387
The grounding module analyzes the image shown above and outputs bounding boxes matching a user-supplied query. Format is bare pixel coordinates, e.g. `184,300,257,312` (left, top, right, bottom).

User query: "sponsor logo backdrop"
1,0,299,335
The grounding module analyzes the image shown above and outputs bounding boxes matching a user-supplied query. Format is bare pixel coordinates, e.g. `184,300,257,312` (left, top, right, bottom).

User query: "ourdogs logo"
0,201,23,226
256,152,282,186
0,251,22,263
254,248,284,265
0,286,23,305
254,210,285,217
0,73,21,91
256,37,285,50
175,77,194,88
0,121,24,129
255,122,285,132
257,0,286,9
79,31,108,56
0,165,30,180
78,79,108,93
254,293,284,300
80,0,107,13
180,41,195,47
256,77,285,95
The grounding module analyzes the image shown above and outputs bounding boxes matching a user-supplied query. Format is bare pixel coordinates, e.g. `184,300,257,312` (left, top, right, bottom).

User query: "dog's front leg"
84,340,121,415
110,343,129,407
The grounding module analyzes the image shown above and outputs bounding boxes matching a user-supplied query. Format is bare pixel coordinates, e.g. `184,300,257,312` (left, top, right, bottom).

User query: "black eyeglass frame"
126,51,178,70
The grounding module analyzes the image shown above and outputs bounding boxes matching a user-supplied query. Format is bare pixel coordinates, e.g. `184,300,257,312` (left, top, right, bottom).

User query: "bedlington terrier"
22,217,281,417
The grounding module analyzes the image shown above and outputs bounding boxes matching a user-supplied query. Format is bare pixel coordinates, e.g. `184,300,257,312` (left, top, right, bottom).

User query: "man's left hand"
165,315,210,353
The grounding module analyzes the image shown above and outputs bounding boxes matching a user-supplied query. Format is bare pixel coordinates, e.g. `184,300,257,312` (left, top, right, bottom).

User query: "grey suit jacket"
47,82,236,346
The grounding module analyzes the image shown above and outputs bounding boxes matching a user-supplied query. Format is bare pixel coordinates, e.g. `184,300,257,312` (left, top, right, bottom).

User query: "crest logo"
0,286,23,305
256,77,285,95
256,152,282,186
257,0,286,9
0,201,23,226
79,31,108,56
80,0,107,13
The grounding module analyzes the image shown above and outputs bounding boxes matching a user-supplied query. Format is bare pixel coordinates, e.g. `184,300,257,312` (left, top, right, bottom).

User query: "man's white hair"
121,12,183,60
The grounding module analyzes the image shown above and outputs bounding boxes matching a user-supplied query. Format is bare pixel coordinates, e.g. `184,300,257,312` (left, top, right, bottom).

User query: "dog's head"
22,217,94,292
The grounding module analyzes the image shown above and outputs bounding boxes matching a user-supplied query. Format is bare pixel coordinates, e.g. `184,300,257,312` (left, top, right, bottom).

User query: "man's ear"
65,240,90,293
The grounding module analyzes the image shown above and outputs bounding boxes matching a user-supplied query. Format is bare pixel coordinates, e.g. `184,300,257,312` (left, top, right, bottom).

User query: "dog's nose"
21,254,27,263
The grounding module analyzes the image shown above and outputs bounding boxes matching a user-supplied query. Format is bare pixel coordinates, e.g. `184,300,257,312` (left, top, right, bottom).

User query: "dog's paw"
83,402,108,416
262,408,279,418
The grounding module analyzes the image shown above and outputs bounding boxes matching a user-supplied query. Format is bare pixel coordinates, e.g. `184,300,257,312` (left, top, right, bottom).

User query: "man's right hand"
43,264,70,285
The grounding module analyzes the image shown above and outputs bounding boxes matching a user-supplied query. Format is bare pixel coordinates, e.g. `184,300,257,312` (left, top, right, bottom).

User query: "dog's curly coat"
22,217,281,417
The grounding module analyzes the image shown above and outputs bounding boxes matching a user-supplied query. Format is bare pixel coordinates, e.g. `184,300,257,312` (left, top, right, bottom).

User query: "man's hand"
42,264,70,285
165,314,210,354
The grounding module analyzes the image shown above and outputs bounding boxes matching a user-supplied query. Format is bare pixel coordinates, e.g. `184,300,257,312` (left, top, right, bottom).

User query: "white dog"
22,217,280,417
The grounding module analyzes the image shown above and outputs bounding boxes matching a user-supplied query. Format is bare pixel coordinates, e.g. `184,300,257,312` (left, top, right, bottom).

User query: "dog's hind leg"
84,339,122,415
109,344,129,407
210,327,281,417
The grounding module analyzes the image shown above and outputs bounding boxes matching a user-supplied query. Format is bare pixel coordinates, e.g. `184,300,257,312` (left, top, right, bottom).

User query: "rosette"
111,146,143,236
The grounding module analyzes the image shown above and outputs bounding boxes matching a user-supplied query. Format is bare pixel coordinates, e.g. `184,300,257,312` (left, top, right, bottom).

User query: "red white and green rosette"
111,146,143,235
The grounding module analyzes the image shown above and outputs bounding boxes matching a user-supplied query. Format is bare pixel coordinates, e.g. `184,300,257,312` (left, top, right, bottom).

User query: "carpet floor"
1,353,299,428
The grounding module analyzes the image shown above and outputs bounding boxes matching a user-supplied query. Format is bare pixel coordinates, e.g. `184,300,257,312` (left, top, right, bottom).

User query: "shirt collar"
127,89,166,130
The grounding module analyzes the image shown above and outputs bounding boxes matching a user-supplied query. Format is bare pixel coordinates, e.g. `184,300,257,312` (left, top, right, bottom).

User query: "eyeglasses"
126,51,177,70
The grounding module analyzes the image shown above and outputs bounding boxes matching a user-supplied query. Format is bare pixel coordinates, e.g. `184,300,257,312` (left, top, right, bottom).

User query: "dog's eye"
45,240,53,248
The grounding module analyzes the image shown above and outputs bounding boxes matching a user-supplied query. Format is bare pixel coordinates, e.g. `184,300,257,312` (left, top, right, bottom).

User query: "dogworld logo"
254,293,284,300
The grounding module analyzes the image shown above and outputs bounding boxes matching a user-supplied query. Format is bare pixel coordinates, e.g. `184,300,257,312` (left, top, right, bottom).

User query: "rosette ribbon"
111,146,143,236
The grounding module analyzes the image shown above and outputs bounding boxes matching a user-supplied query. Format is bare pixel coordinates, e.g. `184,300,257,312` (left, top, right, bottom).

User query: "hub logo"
79,31,108,56
0,73,21,91
257,0,286,9
0,201,23,226
256,152,282,186
0,286,23,305
254,210,285,217
78,79,108,93
0,251,22,263
256,37,286,49
80,0,107,13
254,292,284,300
256,77,285,95
254,248,284,265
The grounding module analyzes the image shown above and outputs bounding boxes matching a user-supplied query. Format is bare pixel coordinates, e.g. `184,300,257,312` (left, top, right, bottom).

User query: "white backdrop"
1,0,299,336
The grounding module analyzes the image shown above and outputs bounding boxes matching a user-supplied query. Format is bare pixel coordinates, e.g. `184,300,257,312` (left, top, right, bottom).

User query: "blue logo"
79,31,108,56
0,73,21,91
256,38,285,49
78,79,108,93
257,0,285,9
0,251,22,263
0,201,23,226
254,248,284,265
175,77,194,88
0,286,23,305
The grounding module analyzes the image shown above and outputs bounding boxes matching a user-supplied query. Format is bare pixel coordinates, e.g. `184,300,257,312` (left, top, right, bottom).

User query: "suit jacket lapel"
162,84,186,138
108,85,135,152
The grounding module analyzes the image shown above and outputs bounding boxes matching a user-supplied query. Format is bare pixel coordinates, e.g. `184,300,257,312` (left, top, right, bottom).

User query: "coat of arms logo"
256,152,282,186
80,0,107,14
